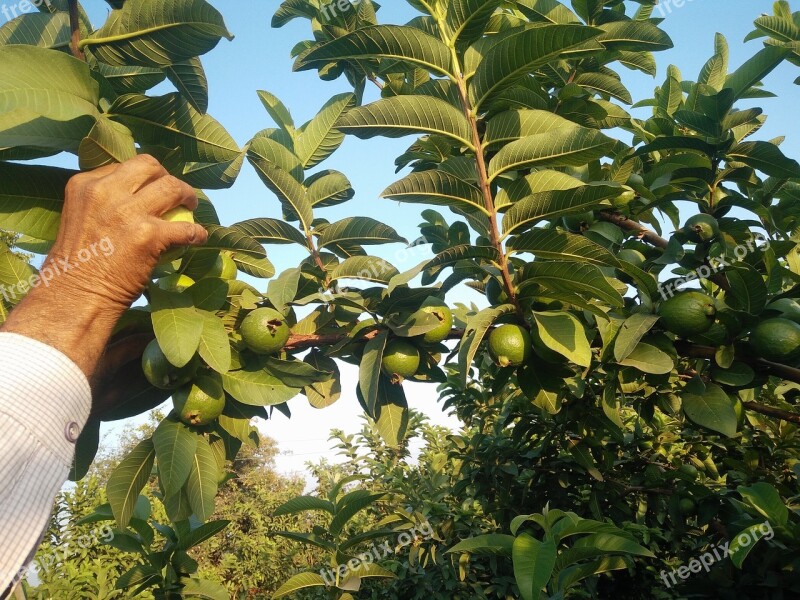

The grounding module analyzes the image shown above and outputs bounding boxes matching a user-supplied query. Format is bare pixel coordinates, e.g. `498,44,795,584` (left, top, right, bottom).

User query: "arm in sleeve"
0,332,91,595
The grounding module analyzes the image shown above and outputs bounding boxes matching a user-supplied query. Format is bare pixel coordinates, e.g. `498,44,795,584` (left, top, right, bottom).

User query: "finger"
135,175,198,215
158,220,208,249
98,154,168,194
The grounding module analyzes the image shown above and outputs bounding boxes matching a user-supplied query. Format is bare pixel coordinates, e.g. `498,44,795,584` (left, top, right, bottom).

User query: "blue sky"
69,1,800,474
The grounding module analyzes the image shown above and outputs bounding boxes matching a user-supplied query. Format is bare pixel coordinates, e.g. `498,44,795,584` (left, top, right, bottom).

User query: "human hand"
2,155,208,379
48,154,208,317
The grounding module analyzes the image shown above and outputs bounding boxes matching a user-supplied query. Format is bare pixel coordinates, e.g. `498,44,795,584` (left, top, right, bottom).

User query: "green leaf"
295,93,354,169
185,435,218,522
180,577,230,600
737,482,788,526
534,311,592,368
332,256,399,284
222,366,300,406
447,534,515,557
0,12,70,49
728,523,770,569
519,261,623,308
263,357,332,388
257,90,295,138
0,45,99,151
596,20,673,52
304,352,342,409
78,117,137,170
198,312,231,373
338,96,474,149
0,162,69,241
153,417,197,497
512,534,557,600
165,57,209,114
69,418,100,482
188,278,228,311
682,383,738,437
574,72,632,104
267,268,302,312
382,170,487,215
329,491,385,536
83,0,233,68
232,218,307,246
470,25,603,108
619,342,674,375
109,93,240,164
115,564,159,590
374,376,409,447
273,573,327,599
572,532,655,557
359,330,388,416
502,184,622,236
246,140,312,229
273,495,336,517
149,285,203,368
458,304,516,387
508,229,618,267
724,45,789,102
613,314,660,362
489,129,616,180
483,109,581,148
92,62,167,94
727,141,800,179
294,25,454,78
446,0,503,45
107,438,155,529
306,169,355,208
319,217,407,249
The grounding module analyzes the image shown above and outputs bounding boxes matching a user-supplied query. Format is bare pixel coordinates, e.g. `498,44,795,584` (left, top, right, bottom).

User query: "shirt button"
65,422,80,443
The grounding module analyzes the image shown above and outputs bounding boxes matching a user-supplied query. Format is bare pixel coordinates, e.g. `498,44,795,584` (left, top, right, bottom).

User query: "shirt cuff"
0,332,92,468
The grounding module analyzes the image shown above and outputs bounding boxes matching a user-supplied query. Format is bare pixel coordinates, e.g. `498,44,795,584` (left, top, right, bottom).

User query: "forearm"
1,271,121,380
0,333,91,594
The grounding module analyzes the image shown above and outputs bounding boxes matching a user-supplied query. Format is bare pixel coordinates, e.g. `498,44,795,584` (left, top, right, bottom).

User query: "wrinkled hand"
49,154,208,316
2,155,207,381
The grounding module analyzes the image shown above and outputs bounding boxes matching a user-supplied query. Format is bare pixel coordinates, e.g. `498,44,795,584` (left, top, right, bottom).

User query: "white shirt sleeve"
0,332,91,596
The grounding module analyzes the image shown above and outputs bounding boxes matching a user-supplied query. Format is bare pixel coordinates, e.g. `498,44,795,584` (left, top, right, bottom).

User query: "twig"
68,0,85,60
598,211,669,249
743,402,800,425
599,211,731,291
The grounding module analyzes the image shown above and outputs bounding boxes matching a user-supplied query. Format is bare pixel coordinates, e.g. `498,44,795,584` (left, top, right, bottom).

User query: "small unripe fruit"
488,324,532,367
240,307,291,355
420,304,453,344
156,274,196,293
159,206,195,263
381,340,421,383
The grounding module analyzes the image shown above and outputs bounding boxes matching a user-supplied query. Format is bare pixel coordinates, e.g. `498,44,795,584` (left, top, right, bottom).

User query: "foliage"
23,415,321,599
4,0,800,597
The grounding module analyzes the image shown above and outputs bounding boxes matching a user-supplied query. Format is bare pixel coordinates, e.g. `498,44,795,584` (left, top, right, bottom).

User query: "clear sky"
70,1,800,477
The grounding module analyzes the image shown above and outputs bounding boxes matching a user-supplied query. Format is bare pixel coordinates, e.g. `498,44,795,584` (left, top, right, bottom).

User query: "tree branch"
599,211,731,292
598,211,669,249
68,0,85,61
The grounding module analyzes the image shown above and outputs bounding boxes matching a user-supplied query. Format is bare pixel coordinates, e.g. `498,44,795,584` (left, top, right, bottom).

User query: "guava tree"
2,0,800,597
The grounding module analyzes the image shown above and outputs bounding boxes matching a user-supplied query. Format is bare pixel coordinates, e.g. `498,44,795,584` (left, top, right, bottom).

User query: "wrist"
2,272,123,379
